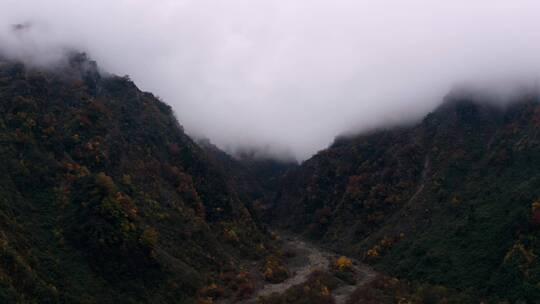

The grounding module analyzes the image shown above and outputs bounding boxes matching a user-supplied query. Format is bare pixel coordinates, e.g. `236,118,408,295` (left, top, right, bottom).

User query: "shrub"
262,256,290,283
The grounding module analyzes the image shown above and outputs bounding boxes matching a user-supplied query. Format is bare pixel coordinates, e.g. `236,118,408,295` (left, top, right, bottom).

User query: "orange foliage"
335,256,353,271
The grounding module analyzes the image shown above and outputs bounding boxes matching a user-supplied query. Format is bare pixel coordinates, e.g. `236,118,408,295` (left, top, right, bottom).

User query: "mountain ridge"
270,91,540,302
0,53,280,303
2,52,540,303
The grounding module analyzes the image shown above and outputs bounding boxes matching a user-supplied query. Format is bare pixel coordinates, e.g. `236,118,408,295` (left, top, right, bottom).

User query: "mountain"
0,53,276,303
198,139,298,224
271,91,540,302
3,51,540,304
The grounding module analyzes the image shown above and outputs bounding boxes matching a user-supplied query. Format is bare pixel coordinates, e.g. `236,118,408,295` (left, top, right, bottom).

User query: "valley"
237,233,377,304
1,53,540,303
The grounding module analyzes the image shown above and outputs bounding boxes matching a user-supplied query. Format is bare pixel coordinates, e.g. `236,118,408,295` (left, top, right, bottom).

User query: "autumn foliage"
0,54,271,303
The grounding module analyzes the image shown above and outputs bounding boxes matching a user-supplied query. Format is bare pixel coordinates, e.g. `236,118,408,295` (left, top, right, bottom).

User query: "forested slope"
0,54,274,303
3,52,540,303
272,92,540,302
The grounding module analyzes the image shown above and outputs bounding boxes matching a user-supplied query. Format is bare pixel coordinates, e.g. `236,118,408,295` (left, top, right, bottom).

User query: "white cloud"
2,0,540,160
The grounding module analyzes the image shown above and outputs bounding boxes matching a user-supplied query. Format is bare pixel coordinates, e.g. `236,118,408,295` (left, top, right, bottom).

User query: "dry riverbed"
238,233,377,304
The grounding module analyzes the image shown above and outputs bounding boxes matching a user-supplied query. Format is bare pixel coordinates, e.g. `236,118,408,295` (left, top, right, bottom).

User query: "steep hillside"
0,54,274,303
272,92,540,302
199,139,297,223
4,51,540,303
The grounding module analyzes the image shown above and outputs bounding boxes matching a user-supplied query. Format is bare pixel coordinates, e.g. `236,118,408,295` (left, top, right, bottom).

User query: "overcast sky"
2,1,540,160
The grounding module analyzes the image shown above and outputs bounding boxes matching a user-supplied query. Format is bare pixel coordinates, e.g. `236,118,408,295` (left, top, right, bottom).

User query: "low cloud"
2,0,540,160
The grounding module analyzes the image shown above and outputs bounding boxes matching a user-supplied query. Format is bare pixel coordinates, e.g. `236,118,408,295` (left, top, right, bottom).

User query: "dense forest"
0,53,293,303
271,90,540,302
1,53,540,303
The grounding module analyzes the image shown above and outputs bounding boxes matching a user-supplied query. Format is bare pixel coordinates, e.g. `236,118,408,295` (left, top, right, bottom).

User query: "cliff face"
0,54,271,303
271,93,540,301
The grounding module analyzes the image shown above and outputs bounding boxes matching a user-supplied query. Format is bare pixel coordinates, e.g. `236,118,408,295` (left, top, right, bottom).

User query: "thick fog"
2,1,540,160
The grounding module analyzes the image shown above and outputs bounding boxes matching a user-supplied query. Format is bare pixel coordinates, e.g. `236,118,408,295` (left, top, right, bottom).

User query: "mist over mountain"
3,1,540,160
271,91,540,302
3,52,540,303
4,2,540,303
0,53,287,303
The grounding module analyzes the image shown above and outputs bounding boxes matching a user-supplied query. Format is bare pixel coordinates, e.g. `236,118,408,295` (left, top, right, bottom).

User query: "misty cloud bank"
2,0,540,160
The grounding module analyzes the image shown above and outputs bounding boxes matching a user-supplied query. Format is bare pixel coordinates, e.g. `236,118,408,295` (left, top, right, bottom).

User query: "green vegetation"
3,52,540,303
0,54,274,303
261,255,290,283
272,95,540,302
332,256,355,285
